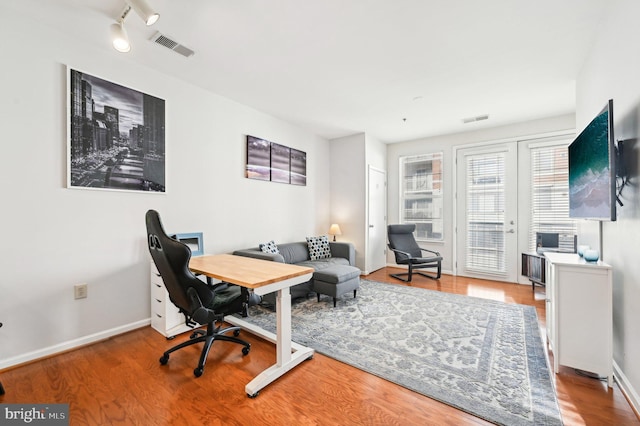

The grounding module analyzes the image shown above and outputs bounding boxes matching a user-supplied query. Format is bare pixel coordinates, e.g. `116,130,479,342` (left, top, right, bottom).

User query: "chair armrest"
419,247,441,257
388,247,412,258
329,242,356,266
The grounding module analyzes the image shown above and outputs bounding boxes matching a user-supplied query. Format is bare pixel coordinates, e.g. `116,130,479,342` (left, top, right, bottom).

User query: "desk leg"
225,286,314,397
276,287,292,365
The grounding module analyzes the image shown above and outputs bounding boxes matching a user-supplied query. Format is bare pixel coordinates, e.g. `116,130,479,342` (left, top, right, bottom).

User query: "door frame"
452,130,576,281
452,141,519,282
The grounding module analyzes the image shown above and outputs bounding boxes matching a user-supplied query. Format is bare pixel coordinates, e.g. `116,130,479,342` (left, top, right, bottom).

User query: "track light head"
126,0,160,26
111,21,131,53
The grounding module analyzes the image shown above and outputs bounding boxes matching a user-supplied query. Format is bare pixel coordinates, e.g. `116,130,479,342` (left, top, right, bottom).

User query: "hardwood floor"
1,268,638,425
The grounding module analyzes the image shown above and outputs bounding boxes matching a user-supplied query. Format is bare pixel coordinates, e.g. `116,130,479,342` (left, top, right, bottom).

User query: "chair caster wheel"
194,367,203,377
247,392,259,398
242,346,250,356
234,329,241,337
159,354,169,365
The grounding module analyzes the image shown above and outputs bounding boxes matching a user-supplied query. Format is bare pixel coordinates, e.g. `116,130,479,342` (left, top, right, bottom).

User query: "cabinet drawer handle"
155,313,162,318
155,284,162,288
155,298,162,303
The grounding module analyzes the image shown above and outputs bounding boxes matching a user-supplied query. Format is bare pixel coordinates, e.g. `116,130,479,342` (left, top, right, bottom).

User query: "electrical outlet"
74,283,88,299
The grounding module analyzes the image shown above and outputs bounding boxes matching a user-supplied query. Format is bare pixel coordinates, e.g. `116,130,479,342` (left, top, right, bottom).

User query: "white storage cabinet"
544,252,613,387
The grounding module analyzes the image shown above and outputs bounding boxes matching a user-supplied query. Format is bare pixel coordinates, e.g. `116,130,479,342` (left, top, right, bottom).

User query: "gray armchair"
387,224,442,282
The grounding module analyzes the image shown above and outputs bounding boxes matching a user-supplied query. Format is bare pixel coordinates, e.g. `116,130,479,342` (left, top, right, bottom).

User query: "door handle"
506,229,515,233
369,225,374,228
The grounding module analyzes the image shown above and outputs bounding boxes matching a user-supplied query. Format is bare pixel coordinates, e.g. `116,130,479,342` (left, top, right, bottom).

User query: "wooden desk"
189,254,314,397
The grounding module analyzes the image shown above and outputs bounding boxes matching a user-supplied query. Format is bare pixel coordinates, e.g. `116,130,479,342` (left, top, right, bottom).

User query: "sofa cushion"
296,257,349,270
259,240,280,254
306,235,332,260
277,242,311,264
313,265,361,284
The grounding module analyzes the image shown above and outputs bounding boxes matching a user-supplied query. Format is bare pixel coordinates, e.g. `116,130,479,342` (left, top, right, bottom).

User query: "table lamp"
328,224,342,241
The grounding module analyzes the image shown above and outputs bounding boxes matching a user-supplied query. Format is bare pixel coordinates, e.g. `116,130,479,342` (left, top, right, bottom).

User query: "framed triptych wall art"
245,135,306,186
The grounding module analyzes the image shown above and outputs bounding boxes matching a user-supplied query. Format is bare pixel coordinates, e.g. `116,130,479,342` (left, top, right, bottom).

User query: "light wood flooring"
1,268,638,425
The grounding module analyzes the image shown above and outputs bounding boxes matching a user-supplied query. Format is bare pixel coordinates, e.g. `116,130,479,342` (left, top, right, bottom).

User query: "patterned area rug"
242,279,563,425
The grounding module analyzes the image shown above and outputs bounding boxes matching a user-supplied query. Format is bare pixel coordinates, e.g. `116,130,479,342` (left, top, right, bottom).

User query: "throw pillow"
259,240,280,254
306,235,332,260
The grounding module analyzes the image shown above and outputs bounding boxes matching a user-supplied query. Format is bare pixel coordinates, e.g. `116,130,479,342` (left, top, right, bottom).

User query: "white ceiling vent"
462,114,489,124
150,32,195,58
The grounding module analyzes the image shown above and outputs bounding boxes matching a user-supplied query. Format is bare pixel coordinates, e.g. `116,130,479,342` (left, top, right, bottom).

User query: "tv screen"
568,99,616,221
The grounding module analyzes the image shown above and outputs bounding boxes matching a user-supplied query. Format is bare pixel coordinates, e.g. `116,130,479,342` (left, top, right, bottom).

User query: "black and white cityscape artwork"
68,68,165,192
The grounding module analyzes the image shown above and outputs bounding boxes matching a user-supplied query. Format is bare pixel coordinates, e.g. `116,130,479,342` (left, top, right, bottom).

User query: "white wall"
0,7,330,367
386,114,575,274
365,134,387,274
330,134,366,269
329,133,387,273
576,0,640,410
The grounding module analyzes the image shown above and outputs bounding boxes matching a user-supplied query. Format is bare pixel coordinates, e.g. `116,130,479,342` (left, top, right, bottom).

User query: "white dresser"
150,262,195,338
544,252,613,387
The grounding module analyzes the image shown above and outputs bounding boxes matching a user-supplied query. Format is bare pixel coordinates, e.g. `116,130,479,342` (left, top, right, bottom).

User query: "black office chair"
146,209,259,377
387,224,443,282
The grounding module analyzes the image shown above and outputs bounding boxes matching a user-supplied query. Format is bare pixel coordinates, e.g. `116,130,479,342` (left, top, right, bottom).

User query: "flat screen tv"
568,99,616,221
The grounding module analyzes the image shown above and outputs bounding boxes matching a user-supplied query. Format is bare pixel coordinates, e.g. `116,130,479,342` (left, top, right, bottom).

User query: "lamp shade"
111,22,131,53
328,224,342,236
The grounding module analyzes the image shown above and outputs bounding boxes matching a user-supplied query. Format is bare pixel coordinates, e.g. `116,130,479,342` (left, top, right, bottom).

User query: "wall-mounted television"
568,99,617,221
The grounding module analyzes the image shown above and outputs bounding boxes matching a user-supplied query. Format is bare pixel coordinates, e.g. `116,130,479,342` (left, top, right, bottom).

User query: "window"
399,153,443,241
529,142,577,252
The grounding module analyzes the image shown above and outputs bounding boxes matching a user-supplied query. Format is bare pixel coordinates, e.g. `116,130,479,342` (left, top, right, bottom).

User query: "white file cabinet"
150,262,194,338
544,252,613,387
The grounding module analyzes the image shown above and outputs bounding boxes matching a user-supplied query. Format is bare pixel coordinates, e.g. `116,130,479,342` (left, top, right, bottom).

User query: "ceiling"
7,0,611,143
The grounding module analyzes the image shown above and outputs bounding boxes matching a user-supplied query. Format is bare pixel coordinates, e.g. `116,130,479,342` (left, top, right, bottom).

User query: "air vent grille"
150,32,195,58
462,114,489,124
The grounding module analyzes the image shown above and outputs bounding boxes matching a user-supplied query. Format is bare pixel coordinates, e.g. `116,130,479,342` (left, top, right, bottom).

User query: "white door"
367,166,387,274
455,142,518,282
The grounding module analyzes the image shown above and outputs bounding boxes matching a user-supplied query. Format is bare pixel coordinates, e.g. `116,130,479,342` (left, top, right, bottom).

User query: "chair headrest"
388,224,416,235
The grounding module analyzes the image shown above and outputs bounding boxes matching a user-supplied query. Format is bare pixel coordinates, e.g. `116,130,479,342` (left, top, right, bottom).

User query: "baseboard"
614,361,640,418
0,319,151,370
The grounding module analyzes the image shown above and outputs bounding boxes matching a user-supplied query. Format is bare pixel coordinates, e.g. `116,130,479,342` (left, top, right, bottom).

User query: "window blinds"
529,144,576,252
465,152,506,274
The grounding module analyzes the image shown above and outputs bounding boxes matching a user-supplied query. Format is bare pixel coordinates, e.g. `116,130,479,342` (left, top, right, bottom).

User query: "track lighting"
110,0,159,53
126,0,160,26
111,21,131,53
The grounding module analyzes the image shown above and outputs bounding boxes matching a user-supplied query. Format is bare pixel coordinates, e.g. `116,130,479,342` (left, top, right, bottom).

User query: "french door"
455,142,518,282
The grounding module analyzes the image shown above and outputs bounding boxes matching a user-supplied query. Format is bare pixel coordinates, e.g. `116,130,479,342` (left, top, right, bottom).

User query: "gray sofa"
233,241,356,305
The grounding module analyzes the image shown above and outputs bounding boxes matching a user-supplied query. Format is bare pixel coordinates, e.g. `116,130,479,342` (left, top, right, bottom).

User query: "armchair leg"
390,265,441,282
390,272,412,282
